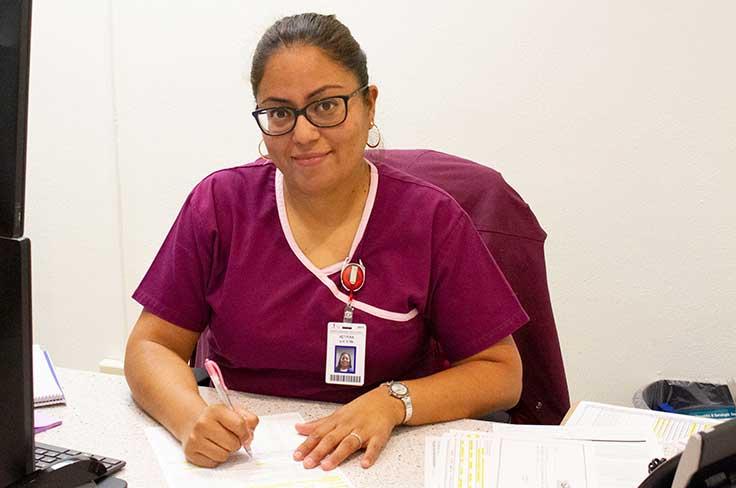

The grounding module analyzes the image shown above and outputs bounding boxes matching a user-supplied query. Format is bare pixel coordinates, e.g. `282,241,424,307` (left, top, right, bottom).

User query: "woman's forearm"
401,339,523,425
124,338,207,441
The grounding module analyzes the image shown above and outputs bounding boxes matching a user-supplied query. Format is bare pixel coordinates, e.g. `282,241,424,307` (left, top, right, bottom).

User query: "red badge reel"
340,259,365,323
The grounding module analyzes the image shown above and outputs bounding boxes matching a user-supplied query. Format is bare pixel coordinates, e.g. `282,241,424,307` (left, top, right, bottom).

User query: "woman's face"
339,353,351,368
256,45,377,196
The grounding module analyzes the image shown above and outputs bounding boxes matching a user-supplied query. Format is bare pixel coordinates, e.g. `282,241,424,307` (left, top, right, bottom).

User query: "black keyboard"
34,442,126,475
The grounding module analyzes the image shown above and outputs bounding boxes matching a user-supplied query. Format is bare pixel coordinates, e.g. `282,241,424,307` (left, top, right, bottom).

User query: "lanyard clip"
343,302,354,323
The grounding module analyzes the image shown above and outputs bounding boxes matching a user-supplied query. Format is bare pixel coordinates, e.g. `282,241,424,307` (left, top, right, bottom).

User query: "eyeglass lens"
257,97,347,135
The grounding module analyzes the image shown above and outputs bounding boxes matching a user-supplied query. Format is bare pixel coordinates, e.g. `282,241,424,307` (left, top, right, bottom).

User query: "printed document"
425,426,662,488
145,412,352,487
565,401,722,456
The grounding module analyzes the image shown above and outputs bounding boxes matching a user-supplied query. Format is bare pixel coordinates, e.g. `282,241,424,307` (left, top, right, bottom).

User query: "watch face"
390,382,408,396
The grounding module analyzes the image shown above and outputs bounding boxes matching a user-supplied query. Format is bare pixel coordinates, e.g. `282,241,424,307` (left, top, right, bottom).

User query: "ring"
348,432,363,446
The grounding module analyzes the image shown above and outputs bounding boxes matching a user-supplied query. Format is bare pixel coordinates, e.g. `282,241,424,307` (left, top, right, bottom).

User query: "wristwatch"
385,381,413,424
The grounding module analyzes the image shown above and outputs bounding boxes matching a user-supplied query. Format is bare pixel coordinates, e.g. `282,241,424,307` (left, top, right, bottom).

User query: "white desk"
37,369,494,487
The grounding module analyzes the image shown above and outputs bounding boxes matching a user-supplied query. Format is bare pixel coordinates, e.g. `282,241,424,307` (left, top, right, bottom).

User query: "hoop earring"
366,123,382,149
258,139,271,160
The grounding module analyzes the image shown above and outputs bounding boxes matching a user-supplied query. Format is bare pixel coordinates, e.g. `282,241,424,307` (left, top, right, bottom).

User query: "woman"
124,13,527,471
336,352,353,373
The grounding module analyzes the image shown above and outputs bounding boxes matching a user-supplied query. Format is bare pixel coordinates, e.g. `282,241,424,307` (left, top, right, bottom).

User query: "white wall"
26,0,127,370
27,0,736,406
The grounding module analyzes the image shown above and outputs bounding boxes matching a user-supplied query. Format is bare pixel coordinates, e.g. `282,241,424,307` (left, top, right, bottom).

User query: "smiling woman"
254,42,375,201
124,12,527,473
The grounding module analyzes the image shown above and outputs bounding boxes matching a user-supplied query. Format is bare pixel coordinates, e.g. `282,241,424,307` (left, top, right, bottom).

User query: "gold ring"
348,432,363,446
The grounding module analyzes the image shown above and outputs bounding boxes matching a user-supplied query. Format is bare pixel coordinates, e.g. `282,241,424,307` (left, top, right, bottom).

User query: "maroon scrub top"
134,158,529,404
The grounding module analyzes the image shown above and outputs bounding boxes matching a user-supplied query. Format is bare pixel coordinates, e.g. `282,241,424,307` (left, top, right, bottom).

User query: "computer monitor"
0,3,127,485
0,0,35,485
0,236,35,487
0,0,32,238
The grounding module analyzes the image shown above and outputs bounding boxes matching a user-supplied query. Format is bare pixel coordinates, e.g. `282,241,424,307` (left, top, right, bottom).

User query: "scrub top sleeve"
428,213,529,363
132,187,216,333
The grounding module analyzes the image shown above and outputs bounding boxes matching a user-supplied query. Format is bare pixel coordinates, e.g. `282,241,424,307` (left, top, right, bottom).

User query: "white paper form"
493,436,659,488
424,427,662,488
485,427,661,488
424,436,443,487
492,437,587,488
145,412,353,488
565,401,722,457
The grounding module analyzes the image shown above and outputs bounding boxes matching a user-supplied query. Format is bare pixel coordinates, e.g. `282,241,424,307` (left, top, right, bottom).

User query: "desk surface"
37,369,493,487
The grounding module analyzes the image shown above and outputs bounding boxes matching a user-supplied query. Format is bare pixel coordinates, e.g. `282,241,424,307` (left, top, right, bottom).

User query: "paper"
425,426,662,488
32,344,65,407
565,401,722,457
145,412,353,487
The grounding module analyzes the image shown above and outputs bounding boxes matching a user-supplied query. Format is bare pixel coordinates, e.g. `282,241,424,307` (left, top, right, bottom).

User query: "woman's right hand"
181,404,259,467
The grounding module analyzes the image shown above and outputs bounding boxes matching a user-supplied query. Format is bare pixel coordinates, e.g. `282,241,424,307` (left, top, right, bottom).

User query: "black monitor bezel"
0,236,35,486
0,0,32,238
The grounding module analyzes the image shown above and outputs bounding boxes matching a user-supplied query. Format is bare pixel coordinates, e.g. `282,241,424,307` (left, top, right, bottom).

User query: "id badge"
325,322,366,386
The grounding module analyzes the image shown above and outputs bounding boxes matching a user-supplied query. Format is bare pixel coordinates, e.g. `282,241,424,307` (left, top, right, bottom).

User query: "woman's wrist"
373,385,407,426
171,397,208,442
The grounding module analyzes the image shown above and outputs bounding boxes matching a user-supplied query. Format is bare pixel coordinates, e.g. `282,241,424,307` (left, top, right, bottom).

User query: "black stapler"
9,455,108,487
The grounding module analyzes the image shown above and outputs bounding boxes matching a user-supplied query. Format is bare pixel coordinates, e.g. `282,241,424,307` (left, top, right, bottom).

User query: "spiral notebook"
32,344,65,407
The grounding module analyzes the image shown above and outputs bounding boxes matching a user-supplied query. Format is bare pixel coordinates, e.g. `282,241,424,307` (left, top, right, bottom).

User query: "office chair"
192,149,570,425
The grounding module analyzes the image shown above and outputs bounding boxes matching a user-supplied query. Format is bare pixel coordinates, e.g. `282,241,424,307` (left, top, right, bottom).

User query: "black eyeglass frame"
252,84,370,136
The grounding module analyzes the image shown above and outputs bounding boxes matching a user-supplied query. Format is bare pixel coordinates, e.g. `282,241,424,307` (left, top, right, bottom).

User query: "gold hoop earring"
366,123,382,149
258,139,271,160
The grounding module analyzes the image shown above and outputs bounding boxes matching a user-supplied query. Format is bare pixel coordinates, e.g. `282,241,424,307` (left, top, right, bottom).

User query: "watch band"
385,381,413,424
400,393,413,424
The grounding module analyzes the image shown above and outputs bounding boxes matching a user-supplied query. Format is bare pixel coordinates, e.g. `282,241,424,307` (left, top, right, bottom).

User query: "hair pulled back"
250,13,369,98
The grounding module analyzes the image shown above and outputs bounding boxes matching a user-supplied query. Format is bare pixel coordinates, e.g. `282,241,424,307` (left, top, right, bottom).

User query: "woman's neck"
283,160,371,230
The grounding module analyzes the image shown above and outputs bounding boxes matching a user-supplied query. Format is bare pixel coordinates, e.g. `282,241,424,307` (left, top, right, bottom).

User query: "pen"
204,358,253,458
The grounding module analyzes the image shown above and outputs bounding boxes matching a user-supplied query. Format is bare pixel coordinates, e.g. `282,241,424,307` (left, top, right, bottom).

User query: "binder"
32,344,65,407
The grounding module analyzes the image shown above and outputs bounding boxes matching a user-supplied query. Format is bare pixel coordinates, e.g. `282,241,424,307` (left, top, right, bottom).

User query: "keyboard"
34,442,126,475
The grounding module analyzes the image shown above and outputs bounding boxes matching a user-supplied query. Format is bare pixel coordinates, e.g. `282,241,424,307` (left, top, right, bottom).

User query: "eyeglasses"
252,85,369,136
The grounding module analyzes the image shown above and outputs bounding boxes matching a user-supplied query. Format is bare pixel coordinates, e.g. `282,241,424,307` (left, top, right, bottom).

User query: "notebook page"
32,344,65,406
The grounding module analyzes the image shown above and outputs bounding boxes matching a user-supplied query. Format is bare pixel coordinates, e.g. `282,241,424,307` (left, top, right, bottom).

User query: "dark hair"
250,13,369,99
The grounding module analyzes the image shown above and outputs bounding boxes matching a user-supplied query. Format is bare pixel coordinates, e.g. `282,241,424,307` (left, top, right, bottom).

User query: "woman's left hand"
293,385,405,470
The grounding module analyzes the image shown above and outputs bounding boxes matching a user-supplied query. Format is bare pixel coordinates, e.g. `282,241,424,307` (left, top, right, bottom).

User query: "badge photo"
334,346,356,374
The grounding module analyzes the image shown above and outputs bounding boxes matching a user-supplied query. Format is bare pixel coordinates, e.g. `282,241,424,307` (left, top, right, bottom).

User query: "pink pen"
204,358,253,458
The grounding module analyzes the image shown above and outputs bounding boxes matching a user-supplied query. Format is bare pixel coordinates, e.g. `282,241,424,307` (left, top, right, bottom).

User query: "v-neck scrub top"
133,158,529,403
